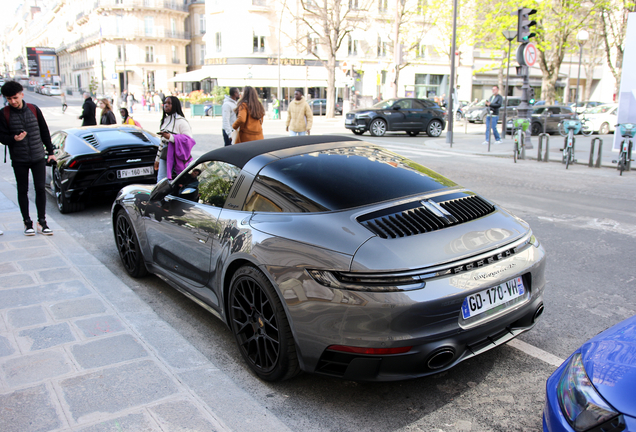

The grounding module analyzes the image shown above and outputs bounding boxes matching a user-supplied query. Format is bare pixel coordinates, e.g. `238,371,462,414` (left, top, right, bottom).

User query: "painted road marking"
507,339,565,367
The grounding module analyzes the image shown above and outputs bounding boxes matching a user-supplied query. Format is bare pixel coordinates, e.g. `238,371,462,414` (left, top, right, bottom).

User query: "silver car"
112,136,546,382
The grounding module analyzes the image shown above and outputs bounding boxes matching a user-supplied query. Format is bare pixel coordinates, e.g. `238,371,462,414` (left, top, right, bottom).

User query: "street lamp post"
501,30,517,138
277,0,288,118
575,29,589,110
445,0,458,146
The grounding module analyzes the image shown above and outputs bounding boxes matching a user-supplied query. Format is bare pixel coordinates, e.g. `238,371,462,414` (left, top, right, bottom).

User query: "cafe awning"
167,69,213,83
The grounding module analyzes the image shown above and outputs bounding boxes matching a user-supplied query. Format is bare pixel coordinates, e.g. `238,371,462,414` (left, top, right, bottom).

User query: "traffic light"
529,88,536,104
517,8,537,43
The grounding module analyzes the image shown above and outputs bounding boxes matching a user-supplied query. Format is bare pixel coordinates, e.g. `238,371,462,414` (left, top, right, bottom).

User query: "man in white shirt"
222,88,240,146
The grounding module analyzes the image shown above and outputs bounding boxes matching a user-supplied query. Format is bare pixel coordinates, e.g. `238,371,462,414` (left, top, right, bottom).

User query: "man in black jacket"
0,81,56,235
79,92,97,126
483,85,503,145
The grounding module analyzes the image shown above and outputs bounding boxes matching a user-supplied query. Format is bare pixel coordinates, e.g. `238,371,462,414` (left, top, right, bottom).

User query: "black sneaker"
24,220,35,236
38,220,53,236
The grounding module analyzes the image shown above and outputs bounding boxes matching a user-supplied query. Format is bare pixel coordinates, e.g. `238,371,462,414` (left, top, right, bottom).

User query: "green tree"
599,0,635,98
289,0,373,118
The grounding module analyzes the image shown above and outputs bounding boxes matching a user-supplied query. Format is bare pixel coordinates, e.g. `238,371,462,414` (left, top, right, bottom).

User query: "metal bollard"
589,137,603,168
537,133,550,162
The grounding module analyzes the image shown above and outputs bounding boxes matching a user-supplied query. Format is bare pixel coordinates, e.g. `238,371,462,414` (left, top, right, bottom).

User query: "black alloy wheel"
427,119,444,137
531,122,542,136
115,209,148,278
228,265,299,382
52,168,83,213
407,131,419,137
369,119,387,137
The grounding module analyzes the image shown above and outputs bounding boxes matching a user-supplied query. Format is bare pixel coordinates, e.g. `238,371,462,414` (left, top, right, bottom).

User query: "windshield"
372,99,400,109
588,105,616,114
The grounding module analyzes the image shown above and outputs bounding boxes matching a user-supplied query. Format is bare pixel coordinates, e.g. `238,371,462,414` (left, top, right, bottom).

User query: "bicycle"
559,116,592,137
561,119,581,169
512,118,529,163
612,123,635,175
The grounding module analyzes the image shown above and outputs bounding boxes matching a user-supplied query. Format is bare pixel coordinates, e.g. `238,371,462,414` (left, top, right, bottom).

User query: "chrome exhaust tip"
427,348,456,370
533,303,545,323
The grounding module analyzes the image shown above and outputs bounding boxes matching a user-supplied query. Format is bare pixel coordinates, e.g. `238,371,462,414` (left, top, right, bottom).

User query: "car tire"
407,131,419,137
531,122,542,136
599,122,610,135
228,265,300,382
427,119,444,137
114,208,148,278
52,168,83,214
352,130,364,135
455,111,463,121
369,119,387,137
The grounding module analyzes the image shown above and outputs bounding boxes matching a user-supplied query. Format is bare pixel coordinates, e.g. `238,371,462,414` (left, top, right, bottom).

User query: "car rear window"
245,146,456,212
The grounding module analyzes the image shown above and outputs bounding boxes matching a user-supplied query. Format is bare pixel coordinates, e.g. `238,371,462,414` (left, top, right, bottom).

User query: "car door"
388,99,413,129
144,160,241,300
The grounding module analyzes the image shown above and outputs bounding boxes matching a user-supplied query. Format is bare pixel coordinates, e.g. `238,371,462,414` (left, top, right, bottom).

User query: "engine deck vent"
358,195,495,239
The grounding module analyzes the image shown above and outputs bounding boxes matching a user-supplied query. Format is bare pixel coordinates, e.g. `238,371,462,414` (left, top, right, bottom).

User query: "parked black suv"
344,98,446,137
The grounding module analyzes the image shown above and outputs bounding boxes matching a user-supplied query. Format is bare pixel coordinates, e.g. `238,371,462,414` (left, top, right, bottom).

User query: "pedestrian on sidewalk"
127,93,135,114
79,92,97,126
232,86,265,144
99,99,117,125
155,96,195,182
286,89,313,136
272,96,280,120
222,87,239,146
482,85,503,145
0,81,56,235
61,91,67,113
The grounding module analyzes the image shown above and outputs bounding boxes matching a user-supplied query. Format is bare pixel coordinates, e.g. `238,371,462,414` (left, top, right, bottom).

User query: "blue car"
543,315,636,432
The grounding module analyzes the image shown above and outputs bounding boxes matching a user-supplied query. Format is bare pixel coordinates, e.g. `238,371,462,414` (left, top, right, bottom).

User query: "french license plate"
345,119,354,124
117,166,154,179
461,277,526,319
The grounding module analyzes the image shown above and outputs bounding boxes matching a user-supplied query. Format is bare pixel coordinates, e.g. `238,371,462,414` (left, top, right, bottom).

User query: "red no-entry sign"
523,43,537,67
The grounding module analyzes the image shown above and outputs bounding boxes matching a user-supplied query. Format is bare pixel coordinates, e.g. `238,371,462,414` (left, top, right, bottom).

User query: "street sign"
523,43,537,67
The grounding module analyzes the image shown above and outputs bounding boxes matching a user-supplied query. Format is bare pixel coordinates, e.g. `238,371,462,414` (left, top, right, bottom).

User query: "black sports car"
345,98,446,137
112,135,546,382
47,125,159,213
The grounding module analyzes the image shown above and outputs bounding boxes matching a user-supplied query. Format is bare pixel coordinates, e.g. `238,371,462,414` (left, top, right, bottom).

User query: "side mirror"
392,105,401,110
149,177,172,201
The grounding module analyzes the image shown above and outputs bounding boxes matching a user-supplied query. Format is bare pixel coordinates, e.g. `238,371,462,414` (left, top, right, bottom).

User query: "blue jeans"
485,115,501,142
289,131,307,136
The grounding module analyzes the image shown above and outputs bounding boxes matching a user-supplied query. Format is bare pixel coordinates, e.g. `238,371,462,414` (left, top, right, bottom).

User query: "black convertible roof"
198,135,361,168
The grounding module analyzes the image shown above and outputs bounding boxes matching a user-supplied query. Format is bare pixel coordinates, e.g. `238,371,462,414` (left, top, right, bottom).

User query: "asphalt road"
4,91,635,432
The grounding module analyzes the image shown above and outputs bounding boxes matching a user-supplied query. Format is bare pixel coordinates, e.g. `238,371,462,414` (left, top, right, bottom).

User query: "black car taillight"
68,156,103,169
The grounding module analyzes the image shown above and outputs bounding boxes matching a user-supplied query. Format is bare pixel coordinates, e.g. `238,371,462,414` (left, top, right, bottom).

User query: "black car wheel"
52,167,83,213
531,122,542,136
455,111,463,121
599,122,610,135
407,131,419,137
352,130,364,135
229,265,300,382
427,120,444,137
115,209,148,278
369,119,387,137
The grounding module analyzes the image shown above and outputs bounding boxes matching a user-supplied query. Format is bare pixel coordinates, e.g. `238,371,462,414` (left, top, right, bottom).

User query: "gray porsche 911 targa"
112,135,546,382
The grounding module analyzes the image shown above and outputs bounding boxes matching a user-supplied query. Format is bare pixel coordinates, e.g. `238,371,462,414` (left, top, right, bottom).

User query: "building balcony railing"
72,59,95,70
97,0,188,12
58,28,190,52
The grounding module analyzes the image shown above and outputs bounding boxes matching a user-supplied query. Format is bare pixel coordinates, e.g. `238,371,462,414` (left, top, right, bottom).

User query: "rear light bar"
327,345,412,355
68,156,103,168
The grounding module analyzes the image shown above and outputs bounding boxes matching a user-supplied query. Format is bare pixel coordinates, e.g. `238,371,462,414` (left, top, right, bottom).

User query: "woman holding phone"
154,96,195,182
